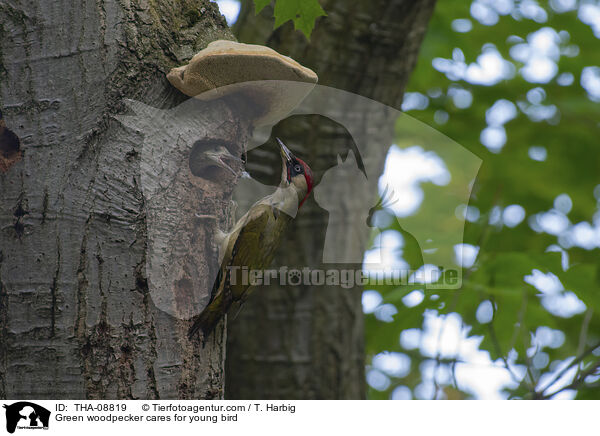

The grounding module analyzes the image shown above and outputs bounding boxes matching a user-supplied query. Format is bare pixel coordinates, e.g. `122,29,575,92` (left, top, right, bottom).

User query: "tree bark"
0,0,237,399
226,0,437,399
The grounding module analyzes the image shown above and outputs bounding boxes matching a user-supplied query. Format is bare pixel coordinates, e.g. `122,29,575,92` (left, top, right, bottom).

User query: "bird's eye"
294,164,302,173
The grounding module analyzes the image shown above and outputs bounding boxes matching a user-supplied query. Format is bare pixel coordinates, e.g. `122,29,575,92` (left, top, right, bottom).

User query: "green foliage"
252,0,271,13
253,0,326,39
365,0,600,400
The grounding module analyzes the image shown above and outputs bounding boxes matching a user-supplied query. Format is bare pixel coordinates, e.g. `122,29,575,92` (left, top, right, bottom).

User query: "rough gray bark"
226,0,437,399
0,0,238,399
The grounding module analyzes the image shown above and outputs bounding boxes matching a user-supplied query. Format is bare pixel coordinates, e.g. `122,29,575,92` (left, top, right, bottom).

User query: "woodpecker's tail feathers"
187,318,204,340
187,301,223,341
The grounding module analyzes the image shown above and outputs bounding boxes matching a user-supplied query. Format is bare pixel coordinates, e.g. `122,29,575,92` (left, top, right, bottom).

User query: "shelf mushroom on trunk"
166,39,318,127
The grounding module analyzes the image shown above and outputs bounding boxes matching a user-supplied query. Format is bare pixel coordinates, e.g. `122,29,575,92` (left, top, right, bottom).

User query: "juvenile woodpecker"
188,138,314,339
189,142,244,177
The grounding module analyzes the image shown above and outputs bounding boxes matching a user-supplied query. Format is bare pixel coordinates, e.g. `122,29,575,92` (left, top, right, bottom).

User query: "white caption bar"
0,400,596,436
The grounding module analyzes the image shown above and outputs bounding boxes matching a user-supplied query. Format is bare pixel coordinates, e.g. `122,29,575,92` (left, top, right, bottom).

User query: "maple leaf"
253,0,326,40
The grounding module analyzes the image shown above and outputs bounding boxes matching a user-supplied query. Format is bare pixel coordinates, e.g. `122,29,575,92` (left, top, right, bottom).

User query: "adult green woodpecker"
188,138,314,339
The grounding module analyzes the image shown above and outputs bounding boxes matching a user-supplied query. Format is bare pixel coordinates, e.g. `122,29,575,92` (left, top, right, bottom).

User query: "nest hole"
0,109,22,173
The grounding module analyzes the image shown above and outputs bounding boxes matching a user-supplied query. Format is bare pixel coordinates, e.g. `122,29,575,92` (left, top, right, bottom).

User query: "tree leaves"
560,264,600,312
274,0,326,39
253,0,326,39
253,0,271,13
361,0,600,399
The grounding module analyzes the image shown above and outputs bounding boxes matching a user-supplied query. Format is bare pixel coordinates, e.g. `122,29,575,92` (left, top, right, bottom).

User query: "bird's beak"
205,151,237,176
277,137,293,163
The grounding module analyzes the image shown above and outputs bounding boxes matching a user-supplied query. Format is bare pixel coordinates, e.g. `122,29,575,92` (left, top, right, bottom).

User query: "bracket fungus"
166,40,318,126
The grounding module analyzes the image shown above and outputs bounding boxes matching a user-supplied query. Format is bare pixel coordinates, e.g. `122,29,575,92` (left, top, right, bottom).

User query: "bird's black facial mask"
287,158,304,183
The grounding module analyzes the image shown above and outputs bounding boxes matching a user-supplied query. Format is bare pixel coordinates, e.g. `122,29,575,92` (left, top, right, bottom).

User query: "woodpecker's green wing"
188,203,285,339
228,202,293,299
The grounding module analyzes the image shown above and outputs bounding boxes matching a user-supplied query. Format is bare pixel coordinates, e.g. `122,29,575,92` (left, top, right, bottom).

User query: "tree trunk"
0,0,238,399
226,0,437,399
